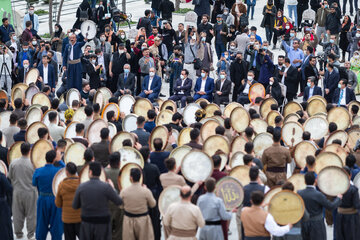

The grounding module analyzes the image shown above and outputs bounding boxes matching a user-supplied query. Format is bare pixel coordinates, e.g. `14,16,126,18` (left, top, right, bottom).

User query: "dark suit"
304,64,320,85
298,186,341,240
16,67,29,84
138,75,162,102
131,128,150,146
37,64,56,90
86,63,101,89
150,151,170,174
303,86,322,101
90,140,110,168
193,77,215,102
237,80,258,105
13,130,26,142
230,60,248,101
332,87,356,105
284,65,298,101
274,64,285,80
169,77,192,108
114,72,136,97
0,145,8,169
213,79,231,105
324,69,340,103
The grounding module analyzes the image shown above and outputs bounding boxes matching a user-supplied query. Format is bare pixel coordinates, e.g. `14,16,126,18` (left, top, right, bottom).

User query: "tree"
49,0,53,34
57,0,65,24
175,0,180,11
122,0,126,13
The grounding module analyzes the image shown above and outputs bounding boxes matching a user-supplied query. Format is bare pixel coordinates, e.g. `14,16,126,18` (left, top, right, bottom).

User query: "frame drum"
224,102,242,118
284,113,300,123
102,103,120,121
229,165,250,186
110,131,135,152
0,160,7,176
266,110,281,127
304,116,329,140
72,107,86,122
178,127,192,146
25,106,42,126
86,119,108,145
118,162,143,190
231,136,248,154
181,151,213,183
31,92,51,108
118,94,135,115
11,83,28,105
253,132,273,158
42,110,59,126
64,121,79,139
348,129,360,150
200,119,220,142
306,98,327,116
183,103,201,126
31,139,54,169
293,141,317,168
283,101,303,117
287,174,307,192
317,166,350,196
80,164,107,184
215,176,244,211
281,121,304,147
325,130,348,147
0,111,11,130
158,185,181,216
160,99,177,113
324,144,348,165
263,186,282,211
25,68,39,85
327,107,351,131
169,145,192,168
25,84,39,102
150,126,168,151
348,101,360,116
7,141,23,166
133,98,153,120
353,173,360,197
195,98,210,105
203,135,230,157
229,151,245,168
248,83,265,103
156,110,173,126
122,114,138,132
118,146,144,169
64,142,86,166
315,152,343,174
80,20,97,39
230,107,250,133
52,168,68,196
250,118,268,135
26,121,48,144
260,98,277,119
204,103,221,118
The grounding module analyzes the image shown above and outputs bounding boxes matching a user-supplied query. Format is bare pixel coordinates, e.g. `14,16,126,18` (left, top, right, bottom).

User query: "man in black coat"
303,77,322,101
324,62,340,102
90,128,110,168
114,64,136,97
169,69,192,108
230,52,248,102
109,44,130,93
298,172,342,240
283,57,298,102
237,70,257,105
151,0,162,16
16,59,30,84
332,79,356,106
213,70,231,105
197,14,214,44
158,0,175,21
86,54,102,89
325,4,341,39
304,56,320,85
274,55,285,80
137,10,153,37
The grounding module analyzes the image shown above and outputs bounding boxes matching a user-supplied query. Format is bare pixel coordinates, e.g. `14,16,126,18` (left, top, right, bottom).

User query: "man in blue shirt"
32,150,65,240
0,18,15,43
144,109,156,133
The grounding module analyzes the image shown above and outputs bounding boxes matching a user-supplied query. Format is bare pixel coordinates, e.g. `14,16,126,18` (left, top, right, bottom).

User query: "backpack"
79,7,89,21
240,14,249,27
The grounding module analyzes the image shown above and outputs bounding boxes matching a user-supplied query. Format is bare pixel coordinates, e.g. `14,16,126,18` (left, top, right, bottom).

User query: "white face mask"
180,75,185,80
91,59,96,64
13,36,17,41
120,34,126,39
356,33,360,38
230,46,236,50
32,41,37,45
149,72,155,77
119,50,124,54
269,81,274,85
201,37,206,42
285,26,290,30
100,37,106,42
29,10,34,15
23,64,29,68
247,76,253,81
220,74,226,79
201,73,206,78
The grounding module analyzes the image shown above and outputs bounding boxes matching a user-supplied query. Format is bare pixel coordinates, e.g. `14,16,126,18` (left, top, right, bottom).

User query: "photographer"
0,45,13,95
160,20,178,56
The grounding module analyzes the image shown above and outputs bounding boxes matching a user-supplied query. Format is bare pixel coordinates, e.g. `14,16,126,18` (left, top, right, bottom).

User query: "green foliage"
34,9,48,16
174,8,192,14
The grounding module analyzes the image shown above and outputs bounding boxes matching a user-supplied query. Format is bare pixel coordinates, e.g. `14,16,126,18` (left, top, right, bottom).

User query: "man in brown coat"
120,168,156,240
261,130,291,187
55,162,81,240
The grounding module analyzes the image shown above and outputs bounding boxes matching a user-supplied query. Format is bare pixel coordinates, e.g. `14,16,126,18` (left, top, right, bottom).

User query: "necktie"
338,89,344,106
124,74,128,84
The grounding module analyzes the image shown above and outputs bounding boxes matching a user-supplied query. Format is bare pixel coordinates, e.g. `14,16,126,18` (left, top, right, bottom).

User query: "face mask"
119,50,124,54
269,81,273,85
220,74,225,79
120,34,126,39
201,73,206,78
262,46,268,50
13,36,17,41
285,26,290,30
247,76,253,81
124,69,130,73
192,35,197,40
254,44,259,48
180,75,185,80
224,11,228,15
23,64,29,68
324,5,328,8
23,48,28,52
356,33,360,38
330,39,334,43
201,37,206,42
29,10,34,14
307,82,311,87
149,72,155,77
224,54,229,58
325,67,328,71
100,37,106,42
217,20,222,24
32,41,37,45
338,83,342,88
91,59,96,64
290,33,295,37
277,15,281,17
230,46,236,50
141,47,146,50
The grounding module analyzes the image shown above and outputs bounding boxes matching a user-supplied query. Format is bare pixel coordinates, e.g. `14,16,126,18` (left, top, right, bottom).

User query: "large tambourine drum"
287,174,307,192
195,98,210,105
284,113,300,123
25,105,42,126
150,126,168,151
229,165,250,186
31,92,51,108
80,20,97,39
260,98,277,119
250,119,268,135
7,141,23,166
315,151,343,174
110,131,134,152
160,99,177,112
178,127,192,146
306,98,327,117
229,151,245,168
307,95,327,104
263,186,282,211
181,151,213,183
87,119,108,145
283,101,303,118
52,168,67,196
25,84,39,102
26,121,47,144
64,142,86,166
11,83,28,105
203,135,230,157
80,164,107,184
213,115,225,126
231,136,248,154
133,98,153,120
118,146,144,169
31,139,54,169
101,103,120,122
0,111,11,130
325,130,348,147
72,107,86,122
64,121,79,139
171,129,179,143
183,103,201,126
347,129,360,150
314,112,327,119
200,119,220,142
0,90,8,109
158,185,181,216
0,160,7,176
64,138,74,151
327,107,351,131
169,145,192,168
199,117,219,125
266,110,281,127
304,116,329,140
248,83,265,103
42,110,59,126
281,121,304,147
204,103,221,118
118,94,135,115
348,101,360,116
215,176,244,210
93,88,112,110
122,114,138,132
268,190,305,225
353,173,360,197
353,116,360,126
224,102,242,118
66,88,81,107
230,107,250,133
156,110,173,126
25,68,39,85
118,162,143,190
317,166,350,196
293,141,317,168
253,132,273,158
324,144,348,165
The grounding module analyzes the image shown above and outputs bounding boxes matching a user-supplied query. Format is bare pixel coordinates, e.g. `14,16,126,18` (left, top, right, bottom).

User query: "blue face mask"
290,33,295,37
307,82,311,87
23,48,28,52
338,83,342,88
124,69,130,73
325,67,328,72
262,46,268,50
330,39,334,43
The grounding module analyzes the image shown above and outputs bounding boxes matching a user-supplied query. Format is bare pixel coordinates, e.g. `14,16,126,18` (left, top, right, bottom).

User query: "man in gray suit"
2,113,20,148
114,64,136,97
48,112,65,142
131,116,150,147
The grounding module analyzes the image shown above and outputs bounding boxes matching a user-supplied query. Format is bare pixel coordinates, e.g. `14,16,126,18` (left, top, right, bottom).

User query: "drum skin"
324,144,348,165
203,135,230,157
110,132,135,153
200,120,220,142
169,145,192,168
118,163,143,190
31,92,51,108
293,141,317,168
7,141,24,166
253,133,273,158
158,185,181,215
178,127,192,146
250,119,268,135
25,106,42,126
260,98,277,119
230,107,250,133
73,107,87,122
215,176,244,210
231,136,248,154
150,126,168,151
281,121,304,147
26,121,48,144
266,110,281,127
304,116,329,140
283,102,303,117
306,98,327,116
0,160,8,176
118,146,144,169
325,130,348,147
327,107,351,131
156,110,173,126
229,165,251,186
287,174,307,192
317,166,350,196
160,99,177,113
248,83,265,103
118,95,135,115
31,139,54,169
224,102,242,118
230,151,245,168
52,168,67,196
86,119,108,145
183,103,201,126
204,103,221,118
64,142,86,166
181,151,213,183
133,98,153,120
122,114,138,132
315,152,343,174
64,121,79,139
80,164,107,184
25,68,39,85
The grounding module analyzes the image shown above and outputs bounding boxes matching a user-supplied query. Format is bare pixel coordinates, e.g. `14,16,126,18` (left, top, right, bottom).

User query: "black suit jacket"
173,78,192,96
332,87,356,105
238,80,258,94
86,63,101,89
304,64,319,82
285,66,298,95
303,86,322,101
17,67,29,84
117,72,136,93
274,64,285,80
90,140,110,168
215,79,231,97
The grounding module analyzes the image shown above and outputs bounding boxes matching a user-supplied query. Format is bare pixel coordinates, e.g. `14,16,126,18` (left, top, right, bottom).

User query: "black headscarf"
54,24,63,38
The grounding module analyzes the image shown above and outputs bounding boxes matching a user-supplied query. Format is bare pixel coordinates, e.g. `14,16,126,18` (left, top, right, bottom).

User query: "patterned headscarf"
65,108,74,121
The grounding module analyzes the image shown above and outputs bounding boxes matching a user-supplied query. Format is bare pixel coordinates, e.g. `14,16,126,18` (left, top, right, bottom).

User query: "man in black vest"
108,43,131,93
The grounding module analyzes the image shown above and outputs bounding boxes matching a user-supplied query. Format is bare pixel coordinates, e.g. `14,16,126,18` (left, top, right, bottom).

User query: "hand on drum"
231,207,238,213
337,194,343,199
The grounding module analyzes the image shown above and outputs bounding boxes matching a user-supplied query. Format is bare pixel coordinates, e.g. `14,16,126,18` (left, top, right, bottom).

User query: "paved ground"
14,0,349,239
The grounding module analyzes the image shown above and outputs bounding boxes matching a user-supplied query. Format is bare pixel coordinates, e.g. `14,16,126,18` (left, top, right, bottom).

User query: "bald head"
180,185,191,200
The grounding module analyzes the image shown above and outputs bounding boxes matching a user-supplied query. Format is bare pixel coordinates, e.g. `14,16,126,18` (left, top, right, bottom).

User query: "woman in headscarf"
261,0,277,43
340,15,351,62
73,0,93,29
272,10,287,49
50,24,65,52
115,30,131,52
231,0,247,30
350,51,360,94
266,77,283,104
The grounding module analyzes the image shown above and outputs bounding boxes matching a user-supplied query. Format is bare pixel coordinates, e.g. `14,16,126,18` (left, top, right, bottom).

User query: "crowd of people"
1,0,360,240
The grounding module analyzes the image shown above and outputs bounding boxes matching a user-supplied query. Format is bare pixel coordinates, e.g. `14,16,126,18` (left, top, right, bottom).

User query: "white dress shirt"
148,77,154,91
43,64,48,84
309,86,314,98
200,78,207,92
180,78,186,94
281,67,289,85
264,213,291,236
339,88,346,105
243,82,251,94
220,79,225,92
70,44,74,60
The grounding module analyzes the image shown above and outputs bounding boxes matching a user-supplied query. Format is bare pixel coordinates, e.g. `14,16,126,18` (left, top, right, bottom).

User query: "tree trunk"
49,0,53,35
122,0,126,12
175,0,180,11
57,0,65,24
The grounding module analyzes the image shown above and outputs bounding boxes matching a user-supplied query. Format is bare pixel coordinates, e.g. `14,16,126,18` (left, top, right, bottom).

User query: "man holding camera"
0,45,13,96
